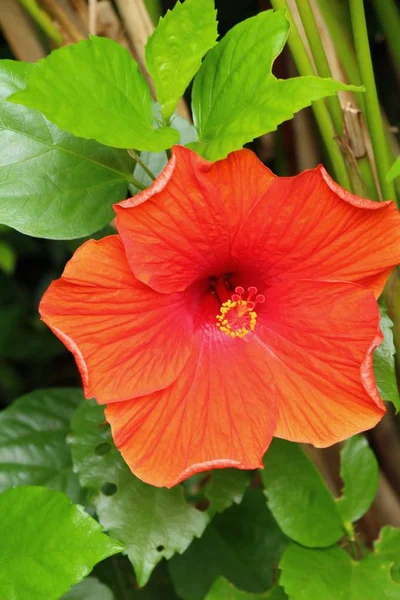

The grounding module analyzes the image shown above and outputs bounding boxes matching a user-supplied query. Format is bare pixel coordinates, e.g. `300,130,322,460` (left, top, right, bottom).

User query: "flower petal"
234,166,400,297
257,279,385,446
114,146,276,294
105,325,278,487
39,235,194,404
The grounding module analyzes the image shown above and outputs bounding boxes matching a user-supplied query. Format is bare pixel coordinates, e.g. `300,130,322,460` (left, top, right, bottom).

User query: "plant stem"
316,0,364,109
18,0,63,45
270,0,352,190
369,0,400,73
295,0,344,135
349,0,396,201
127,149,156,181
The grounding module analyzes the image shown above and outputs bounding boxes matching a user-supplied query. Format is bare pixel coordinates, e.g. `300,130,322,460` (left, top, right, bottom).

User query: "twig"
0,0,46,61
18,0,63,45
88,0,97,35
40,0,84,42
127,150,156,181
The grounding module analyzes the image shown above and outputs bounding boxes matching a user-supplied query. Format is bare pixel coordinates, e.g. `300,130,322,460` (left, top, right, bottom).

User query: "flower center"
216,286,265,338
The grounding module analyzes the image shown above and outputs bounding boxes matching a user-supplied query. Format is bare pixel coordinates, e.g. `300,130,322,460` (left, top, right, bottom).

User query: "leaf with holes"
0,388,84,503
189,10,361,160
145,0,218,119
261,439,344,547
68,400,208,586
9,37,178,151
0,486,122,600
336,435,379,524
169,489,287,600
0,60,133,239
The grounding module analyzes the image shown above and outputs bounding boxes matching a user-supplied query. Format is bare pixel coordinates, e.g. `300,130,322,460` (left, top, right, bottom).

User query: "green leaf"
0,388,84,503
10,37,179,151
0,240,16,274
62,577,115,600
205,578,287,600
373,526,400,583
145,0,218,119
336,435,379,524
205,469,250,516
387,156,400,182
190,10,361,160
169,489,287,600
374,306,400,411
261,439,344,547
280,542,400,600
68,400,208,587
0,60,132,239
132,113,197,192
0,486,122,600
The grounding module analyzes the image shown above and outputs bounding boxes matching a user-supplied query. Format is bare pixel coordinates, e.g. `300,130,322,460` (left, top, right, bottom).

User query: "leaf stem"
349,0,396,201
127,149,156,181
295,0,344,135
18,0,63,45
270,0,352,190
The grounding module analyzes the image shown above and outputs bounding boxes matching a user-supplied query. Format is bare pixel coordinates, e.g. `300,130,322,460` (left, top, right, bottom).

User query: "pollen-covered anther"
216,286,265,339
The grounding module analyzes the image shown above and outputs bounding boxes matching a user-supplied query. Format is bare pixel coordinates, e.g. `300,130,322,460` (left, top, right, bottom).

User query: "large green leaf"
0,387,83,503
0,60,132,239
205,578,287,600
169,489,287,600
336,435,379,524
374,306,400,411
68,400,208,587
261,439,344,547
145,0,218,119
10,37,178,151
190,10,360,160
0,486,122,600
63,577,114,600
280,542,400,599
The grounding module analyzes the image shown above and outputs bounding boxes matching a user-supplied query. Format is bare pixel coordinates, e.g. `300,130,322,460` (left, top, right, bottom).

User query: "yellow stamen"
216,299,258,339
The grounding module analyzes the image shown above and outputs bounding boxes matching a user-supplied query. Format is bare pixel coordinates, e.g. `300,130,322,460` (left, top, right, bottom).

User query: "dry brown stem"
40,0,85,42
1,0,47,61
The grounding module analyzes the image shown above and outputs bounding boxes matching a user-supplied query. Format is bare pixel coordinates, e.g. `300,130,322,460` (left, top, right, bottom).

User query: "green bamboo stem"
18,0,63,45
270,0,351,190
317,0,366,105
369,0,400,72
295,0,344,135
349,0,396,201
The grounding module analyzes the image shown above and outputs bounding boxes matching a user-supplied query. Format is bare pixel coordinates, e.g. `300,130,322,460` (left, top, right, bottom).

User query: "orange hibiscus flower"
40,146,400,487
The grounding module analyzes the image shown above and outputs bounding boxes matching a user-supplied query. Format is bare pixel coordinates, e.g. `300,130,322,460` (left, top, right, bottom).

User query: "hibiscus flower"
40,146,400,488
